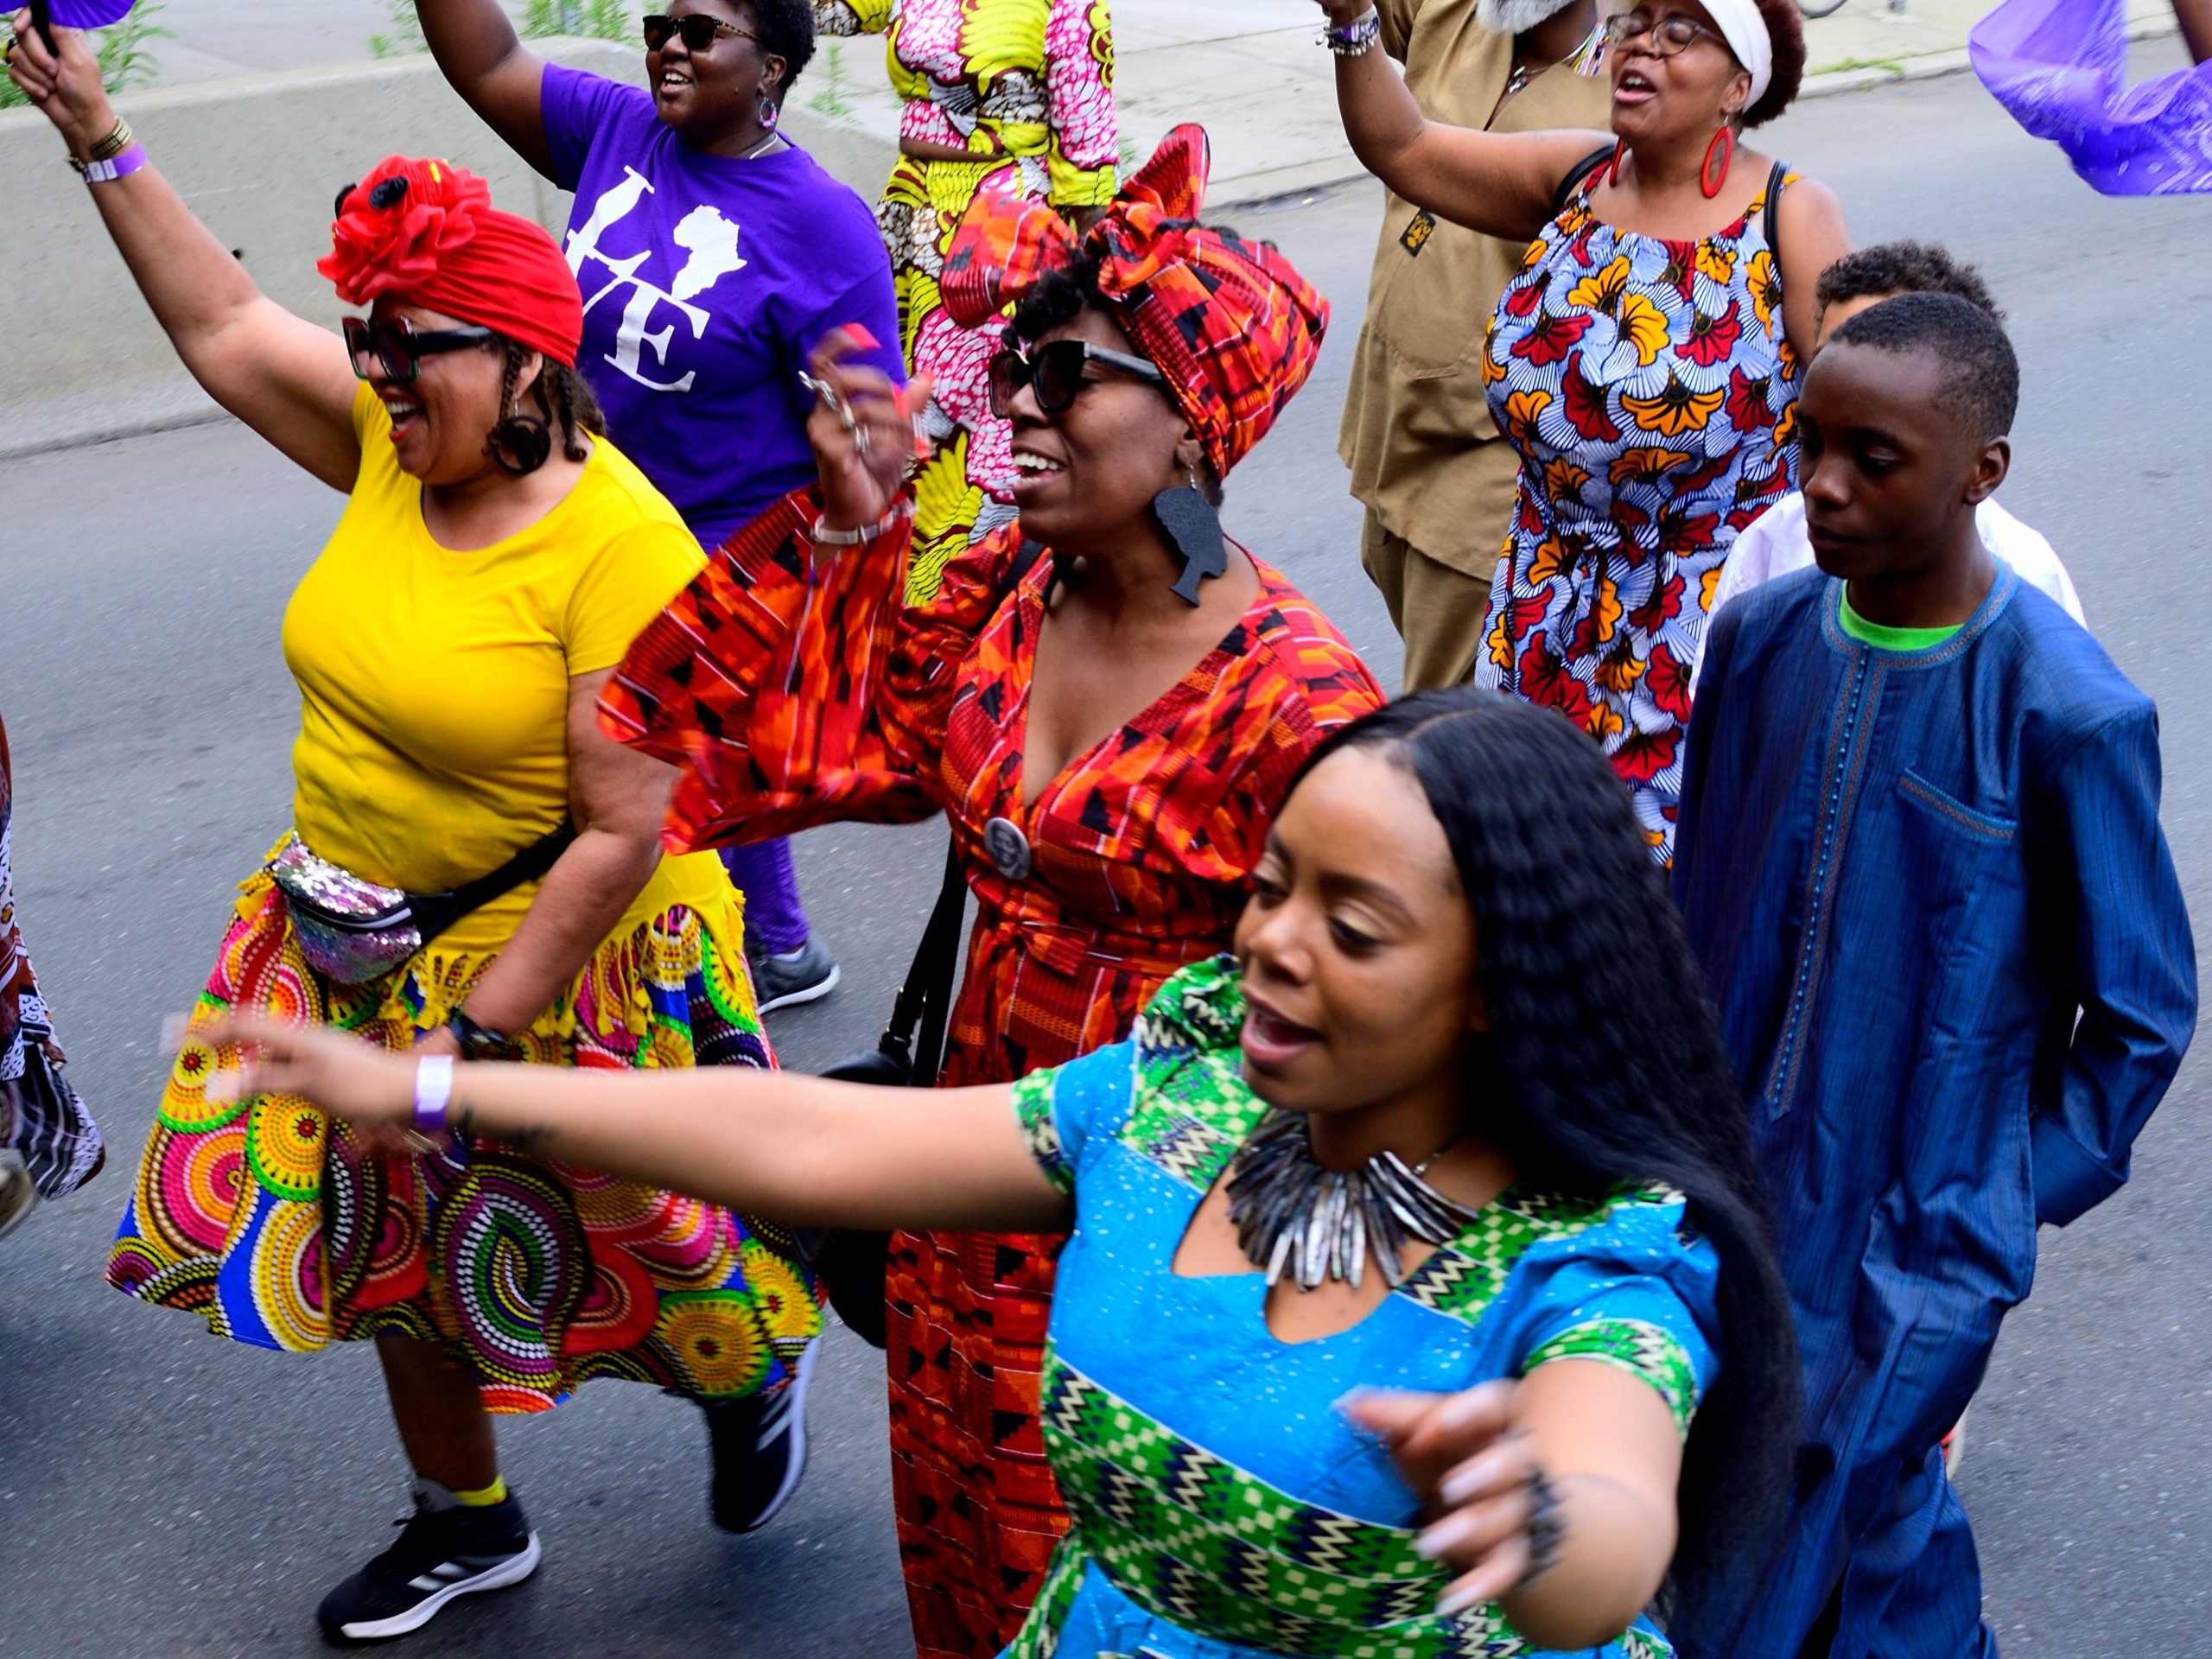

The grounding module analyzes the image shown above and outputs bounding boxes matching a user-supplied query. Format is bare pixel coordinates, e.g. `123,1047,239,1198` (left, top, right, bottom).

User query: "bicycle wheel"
1797,0,1848,16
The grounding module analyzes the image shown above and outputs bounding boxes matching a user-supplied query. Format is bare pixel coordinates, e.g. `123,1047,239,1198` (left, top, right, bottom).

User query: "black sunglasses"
642,13,760,52
988,340,1166,419
343,317,497,385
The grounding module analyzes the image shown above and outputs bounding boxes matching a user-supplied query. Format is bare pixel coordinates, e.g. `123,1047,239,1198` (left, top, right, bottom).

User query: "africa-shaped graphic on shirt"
566,167,747,394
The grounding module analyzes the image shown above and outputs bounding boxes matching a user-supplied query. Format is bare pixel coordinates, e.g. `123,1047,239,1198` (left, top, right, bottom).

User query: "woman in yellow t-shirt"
16,28,811,1643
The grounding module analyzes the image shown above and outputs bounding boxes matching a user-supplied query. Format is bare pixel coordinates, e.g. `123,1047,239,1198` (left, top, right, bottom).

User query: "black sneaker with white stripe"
704,1339,818,1532
316,1483,539,1645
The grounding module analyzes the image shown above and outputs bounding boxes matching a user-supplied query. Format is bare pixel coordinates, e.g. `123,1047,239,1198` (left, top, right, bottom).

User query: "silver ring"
799,370,855,431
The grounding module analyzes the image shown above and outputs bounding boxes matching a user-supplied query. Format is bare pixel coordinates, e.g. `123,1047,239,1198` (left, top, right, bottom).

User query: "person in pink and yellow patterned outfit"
815,0,1118,601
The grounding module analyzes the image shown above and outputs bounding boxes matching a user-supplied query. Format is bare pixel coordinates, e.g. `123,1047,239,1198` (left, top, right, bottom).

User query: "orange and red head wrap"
318,156,584,369
940,125,1329,480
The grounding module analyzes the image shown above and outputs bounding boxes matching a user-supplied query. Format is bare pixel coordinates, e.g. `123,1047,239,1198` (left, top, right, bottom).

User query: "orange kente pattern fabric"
602,486,1380,1656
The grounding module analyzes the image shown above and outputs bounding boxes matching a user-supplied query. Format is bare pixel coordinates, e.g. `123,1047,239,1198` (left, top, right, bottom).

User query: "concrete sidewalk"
126,0,2187,206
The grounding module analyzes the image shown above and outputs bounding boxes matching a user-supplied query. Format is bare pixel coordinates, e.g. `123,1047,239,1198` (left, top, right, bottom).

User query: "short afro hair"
1741,0,1806,130
1816,241,2005,322
1827,291,2021,443
737,0,816,94
1006,252,1105,351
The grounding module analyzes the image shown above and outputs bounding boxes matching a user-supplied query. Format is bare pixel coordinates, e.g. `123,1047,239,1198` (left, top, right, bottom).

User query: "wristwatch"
446,1010,517,1062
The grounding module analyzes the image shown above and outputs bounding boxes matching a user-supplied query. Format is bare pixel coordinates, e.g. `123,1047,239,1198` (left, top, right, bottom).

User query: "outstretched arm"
414,0,554,178
207,1009,1073,1236
1313,0,1602,242
7,14,360,489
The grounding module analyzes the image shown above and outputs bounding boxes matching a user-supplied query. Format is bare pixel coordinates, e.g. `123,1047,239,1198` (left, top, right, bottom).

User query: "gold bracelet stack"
66,117,134,175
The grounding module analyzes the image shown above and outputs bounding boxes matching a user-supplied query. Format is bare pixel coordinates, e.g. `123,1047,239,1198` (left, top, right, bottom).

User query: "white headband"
1693,0,1775,109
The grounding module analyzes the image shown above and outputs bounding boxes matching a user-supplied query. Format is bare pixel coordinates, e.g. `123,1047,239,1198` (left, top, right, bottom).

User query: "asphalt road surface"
4,61,2210,1659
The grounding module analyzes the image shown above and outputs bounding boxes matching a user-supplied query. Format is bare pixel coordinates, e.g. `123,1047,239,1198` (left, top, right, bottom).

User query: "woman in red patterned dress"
602,126,1382,1659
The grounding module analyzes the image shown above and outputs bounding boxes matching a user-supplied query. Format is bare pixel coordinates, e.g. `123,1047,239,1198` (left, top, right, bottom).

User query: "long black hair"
1293,688,1798,1648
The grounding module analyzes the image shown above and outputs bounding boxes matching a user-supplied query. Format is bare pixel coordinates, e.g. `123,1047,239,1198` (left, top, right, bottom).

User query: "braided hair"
490,335,605,473
1291,689,1799,1650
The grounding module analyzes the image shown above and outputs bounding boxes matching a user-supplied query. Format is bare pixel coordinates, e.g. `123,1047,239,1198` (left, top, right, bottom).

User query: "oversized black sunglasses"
343,317,497,385
642,13,760,52
988,340,1166,419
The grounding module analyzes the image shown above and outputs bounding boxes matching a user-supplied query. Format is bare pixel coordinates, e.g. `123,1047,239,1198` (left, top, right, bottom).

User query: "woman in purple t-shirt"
415,0,903,1535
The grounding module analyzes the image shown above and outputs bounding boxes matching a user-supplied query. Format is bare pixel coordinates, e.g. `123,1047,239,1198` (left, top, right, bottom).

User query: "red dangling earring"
1700,126,1735,199
1605,137,1629,187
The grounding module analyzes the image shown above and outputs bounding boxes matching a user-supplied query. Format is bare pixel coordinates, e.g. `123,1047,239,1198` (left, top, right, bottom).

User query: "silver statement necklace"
1225,1111,1479,1292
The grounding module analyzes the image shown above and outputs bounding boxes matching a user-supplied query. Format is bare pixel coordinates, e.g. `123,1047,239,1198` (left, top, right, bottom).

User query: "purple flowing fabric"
45,1,137,26
1971,0,2212,194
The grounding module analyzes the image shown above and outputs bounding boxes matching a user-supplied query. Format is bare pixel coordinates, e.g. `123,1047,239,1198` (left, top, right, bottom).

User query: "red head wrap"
318,156,584,369
940,125,1329,480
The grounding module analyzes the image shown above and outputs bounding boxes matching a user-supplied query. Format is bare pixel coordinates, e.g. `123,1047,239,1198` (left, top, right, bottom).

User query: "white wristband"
412,1054,455,1141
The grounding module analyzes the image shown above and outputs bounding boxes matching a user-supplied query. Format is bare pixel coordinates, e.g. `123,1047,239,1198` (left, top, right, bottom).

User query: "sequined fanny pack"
265,822,576,984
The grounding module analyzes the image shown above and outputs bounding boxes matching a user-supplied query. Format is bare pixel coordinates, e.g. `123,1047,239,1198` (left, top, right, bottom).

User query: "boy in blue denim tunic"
1673,294,2196,1658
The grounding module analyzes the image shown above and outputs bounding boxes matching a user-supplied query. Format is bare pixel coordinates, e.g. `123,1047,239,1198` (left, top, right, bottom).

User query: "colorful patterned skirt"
105,872,821,1411
876,151,1038,607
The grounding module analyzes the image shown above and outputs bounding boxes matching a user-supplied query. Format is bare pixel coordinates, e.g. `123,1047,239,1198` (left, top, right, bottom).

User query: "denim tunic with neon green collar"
1001,956,1720,1659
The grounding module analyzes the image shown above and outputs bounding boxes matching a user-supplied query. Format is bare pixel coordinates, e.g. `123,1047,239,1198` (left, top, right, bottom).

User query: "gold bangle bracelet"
90,118,135,162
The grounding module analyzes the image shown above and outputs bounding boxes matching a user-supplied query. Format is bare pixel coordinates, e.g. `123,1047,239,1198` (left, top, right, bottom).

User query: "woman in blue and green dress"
200,688,1802,1659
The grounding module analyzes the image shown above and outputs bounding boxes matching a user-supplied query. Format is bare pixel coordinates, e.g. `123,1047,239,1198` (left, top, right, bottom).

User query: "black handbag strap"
877,536,1050,1086
1554,143,1616,213
407,818,578,944
879,832,969,1087
1762,159,1789,267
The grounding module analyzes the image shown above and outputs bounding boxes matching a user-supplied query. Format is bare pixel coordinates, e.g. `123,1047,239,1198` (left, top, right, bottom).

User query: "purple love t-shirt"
543,65,903,550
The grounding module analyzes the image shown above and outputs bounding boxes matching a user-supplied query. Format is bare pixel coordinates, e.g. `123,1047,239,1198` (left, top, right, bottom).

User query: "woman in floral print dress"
603,129,1380,1657
814,0,1118,603
1318,0,1853,860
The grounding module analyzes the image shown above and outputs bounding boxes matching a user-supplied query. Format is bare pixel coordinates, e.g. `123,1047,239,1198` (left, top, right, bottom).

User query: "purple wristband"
413,1054,456,1142
83,143,147,185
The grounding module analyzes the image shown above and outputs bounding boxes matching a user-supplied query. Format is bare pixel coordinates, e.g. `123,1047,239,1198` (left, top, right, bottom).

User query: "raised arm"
1313,0,1602,243
414,0,555,177
206,1008,1073,1236
7,16,360,489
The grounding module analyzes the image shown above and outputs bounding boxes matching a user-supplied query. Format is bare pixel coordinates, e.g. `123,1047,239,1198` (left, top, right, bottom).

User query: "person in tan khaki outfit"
1339,0,1610,690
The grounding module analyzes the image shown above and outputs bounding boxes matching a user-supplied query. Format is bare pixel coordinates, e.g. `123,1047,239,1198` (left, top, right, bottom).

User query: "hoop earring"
1700,126,1735,199
486,413,552,476
758,95,780,132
